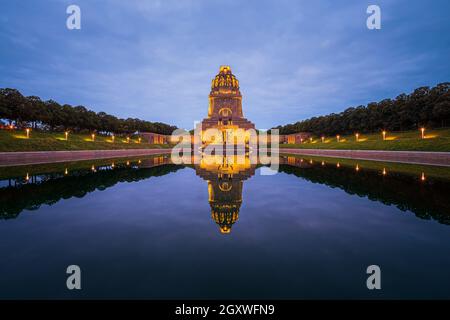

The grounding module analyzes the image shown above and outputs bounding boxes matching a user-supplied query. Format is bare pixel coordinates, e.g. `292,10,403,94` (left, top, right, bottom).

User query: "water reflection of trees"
0,163,183,219
279,163,450,225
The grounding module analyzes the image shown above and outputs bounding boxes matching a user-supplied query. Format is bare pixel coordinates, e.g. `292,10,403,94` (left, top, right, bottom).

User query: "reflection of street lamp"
420,127,425,139
382,130,386,141
26,128,30,139
355,133,359,142
336,135,340,142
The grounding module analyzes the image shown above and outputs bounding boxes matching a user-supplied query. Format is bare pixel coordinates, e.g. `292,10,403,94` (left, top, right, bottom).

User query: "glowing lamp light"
26,128,30,138
127,137,130,143
138,160,142,164
336,135,340,142
111,162,115,168
421,172,426,181
382,168,387,176
126,161,130,166
355,133,359,142
91,165,95,172
25,173,29,181
65,168,68,175
321,136,325,143
321,161,325,166
420,127,425,139
336,162,340,168
300,138,303,143
65,131,69,140
138,137,142,143
310,137,313,142
355,164,360,172
91,133,95,141
382,130,386,141
309,159,313,164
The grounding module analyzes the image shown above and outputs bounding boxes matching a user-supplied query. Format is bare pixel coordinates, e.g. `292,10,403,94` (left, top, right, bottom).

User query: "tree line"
0,88,177,135
274,83,450,135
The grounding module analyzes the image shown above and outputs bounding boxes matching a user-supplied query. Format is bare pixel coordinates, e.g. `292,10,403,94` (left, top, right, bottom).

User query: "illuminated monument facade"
197,66,256,144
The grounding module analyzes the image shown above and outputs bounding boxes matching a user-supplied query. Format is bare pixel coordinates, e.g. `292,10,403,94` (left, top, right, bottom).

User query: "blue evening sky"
1,0,449,130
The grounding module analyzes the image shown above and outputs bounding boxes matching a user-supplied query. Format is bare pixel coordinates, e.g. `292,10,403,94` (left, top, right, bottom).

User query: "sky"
0,0,449,130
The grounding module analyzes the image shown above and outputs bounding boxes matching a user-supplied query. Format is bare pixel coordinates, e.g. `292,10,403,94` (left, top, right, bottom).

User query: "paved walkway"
0,149,172,167
280,149,450,167
1,148,449,167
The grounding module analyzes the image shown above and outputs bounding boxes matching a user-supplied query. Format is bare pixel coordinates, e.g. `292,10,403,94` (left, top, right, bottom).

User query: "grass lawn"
279,128,450,152
0,129,172,152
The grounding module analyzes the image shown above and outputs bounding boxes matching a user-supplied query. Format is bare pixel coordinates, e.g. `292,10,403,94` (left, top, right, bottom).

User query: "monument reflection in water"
194,155,256,234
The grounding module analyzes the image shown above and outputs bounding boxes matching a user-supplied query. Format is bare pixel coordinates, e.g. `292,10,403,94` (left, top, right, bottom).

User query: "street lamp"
321,136,325,143
91,133,95,142
420,127,425,139
336,135,340,142
382,131,386,141
65,131,69,141
138,137,142,143
127,137,130,143
26,128,30,139
111,135,115,143
355,133,359,142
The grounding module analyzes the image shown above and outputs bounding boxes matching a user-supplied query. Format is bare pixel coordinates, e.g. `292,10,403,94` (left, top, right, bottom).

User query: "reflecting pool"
0,154,450,299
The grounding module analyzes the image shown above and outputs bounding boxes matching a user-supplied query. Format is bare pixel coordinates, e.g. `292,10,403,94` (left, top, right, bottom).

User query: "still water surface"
0,155,449,299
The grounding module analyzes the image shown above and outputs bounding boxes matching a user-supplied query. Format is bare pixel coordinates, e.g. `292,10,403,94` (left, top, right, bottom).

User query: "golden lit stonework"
197,66,256,145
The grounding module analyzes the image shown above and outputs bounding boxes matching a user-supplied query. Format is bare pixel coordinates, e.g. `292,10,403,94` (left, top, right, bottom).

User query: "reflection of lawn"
0,130,172,152
0,154,168,180
279,128,450,152
282,153,450,180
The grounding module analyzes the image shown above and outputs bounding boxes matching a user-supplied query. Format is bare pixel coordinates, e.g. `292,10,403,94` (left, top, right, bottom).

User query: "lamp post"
65,131,69,141
321,136,325,143
336,135,340,142
420,127,425,139
127,137,130,143
26,128,30,139
112,135,115,143
138,137,141,144
91,133,95,142
382,131,386,141
355,133,359,142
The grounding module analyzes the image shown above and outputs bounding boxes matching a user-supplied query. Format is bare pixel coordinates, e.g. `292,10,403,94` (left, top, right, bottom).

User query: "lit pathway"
0,149,172,167
279,149,450,167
